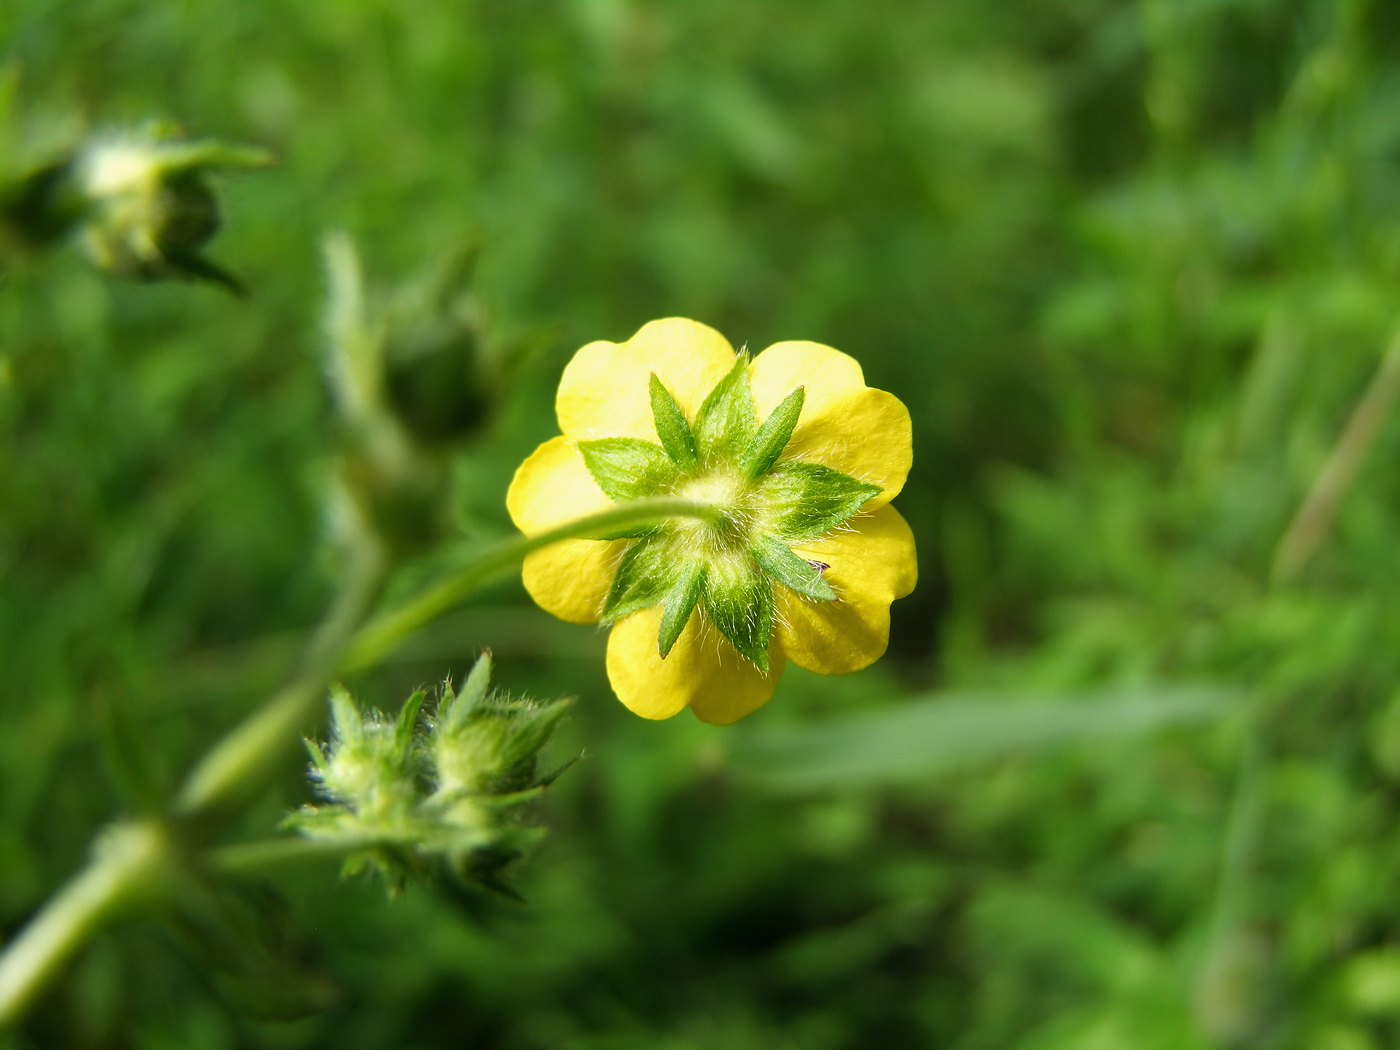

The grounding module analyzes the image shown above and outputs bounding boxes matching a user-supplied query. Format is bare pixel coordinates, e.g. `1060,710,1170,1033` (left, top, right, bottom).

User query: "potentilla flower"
507,318,917,725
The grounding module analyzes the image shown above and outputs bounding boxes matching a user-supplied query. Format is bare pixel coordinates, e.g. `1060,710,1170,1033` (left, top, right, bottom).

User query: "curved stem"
0,496,718,1031
340,497,717,672
174,529,388,816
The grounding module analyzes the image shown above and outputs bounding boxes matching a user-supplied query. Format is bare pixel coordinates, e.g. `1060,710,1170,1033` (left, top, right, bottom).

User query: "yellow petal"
507,436,620,624
606,605,784,724
506,435,612,534
556,318,737,441
775,504,918,675
749,340,912,505
521,540,622,625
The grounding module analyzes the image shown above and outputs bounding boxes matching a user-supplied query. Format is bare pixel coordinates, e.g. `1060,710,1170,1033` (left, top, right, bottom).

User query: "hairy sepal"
658,560,706,657
602,538,676,622
578,437,678,502
701,559,773,671
752,533,836,601
757,461,882,543
649,374,698,469
692,356,757,463
740,386,804,479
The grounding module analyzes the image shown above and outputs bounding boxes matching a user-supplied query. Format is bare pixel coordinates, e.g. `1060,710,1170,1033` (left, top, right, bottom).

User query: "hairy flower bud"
287,654,573,896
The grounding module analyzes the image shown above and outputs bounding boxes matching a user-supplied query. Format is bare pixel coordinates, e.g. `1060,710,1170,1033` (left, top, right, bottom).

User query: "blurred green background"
6,0,1400,1046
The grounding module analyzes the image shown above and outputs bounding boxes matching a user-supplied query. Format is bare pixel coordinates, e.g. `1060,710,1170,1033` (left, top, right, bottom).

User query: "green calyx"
578,356,881,670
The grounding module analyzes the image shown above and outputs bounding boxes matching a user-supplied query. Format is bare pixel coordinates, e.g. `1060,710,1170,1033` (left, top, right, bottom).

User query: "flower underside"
578,356,882,671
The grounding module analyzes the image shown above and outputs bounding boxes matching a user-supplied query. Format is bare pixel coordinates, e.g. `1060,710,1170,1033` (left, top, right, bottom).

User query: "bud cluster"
287,654,573,896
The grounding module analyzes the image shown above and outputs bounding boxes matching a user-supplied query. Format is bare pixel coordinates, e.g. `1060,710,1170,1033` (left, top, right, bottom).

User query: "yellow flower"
507,317,917,725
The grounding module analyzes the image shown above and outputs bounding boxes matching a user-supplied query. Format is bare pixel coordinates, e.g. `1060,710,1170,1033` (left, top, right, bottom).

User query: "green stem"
0,496,717,1032
174,529,388,816
209,834,388,874
179,497,715,815
340,497,718,671
0,822,170,1029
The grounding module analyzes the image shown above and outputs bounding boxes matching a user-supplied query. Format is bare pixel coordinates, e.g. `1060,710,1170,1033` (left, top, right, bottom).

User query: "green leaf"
740,386,804,478
578,437,679,502
602,537,676,622
658,559,707,657
751,533,836,601
728,686,1242,791
692,355,757,462
757,461,883,542
701,559,773,671
650,374,698,469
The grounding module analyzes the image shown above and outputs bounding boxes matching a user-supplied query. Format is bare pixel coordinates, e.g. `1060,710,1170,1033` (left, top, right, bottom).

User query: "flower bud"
380,244,499,446
73,128,271,292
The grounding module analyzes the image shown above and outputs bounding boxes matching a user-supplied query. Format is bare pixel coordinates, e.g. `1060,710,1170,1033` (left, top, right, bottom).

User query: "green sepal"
578,437,679,502
752,533,836,601
658,560,707,657
740,386,804,479
500,699,573,770
692,355,757,463
649,374,698,469
702,560,773,671
601,538,676,622
439,652,492,732
757,461,882,543
394,688,427,762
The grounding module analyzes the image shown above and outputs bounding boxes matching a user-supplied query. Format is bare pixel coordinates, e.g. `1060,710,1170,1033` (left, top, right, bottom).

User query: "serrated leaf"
757,461,882,542
692,356,757,463
740,386,804,479
578,437,679,501
650,374,698,468
751,533,836,601
702,560,773,671
659,560,707,657
602,537,677,622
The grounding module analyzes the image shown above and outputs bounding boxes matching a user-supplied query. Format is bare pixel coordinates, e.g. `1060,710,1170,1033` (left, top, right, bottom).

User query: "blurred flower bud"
381,244,499,446
73,127,271,292
322,232,449,555
287,654,573,897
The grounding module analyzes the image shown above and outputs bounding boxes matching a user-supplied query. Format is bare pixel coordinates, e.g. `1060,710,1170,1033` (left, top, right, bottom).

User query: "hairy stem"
0,822,170,1029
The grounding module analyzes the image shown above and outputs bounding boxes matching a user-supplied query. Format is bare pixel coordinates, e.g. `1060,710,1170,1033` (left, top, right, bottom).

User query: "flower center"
672,467,758,554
